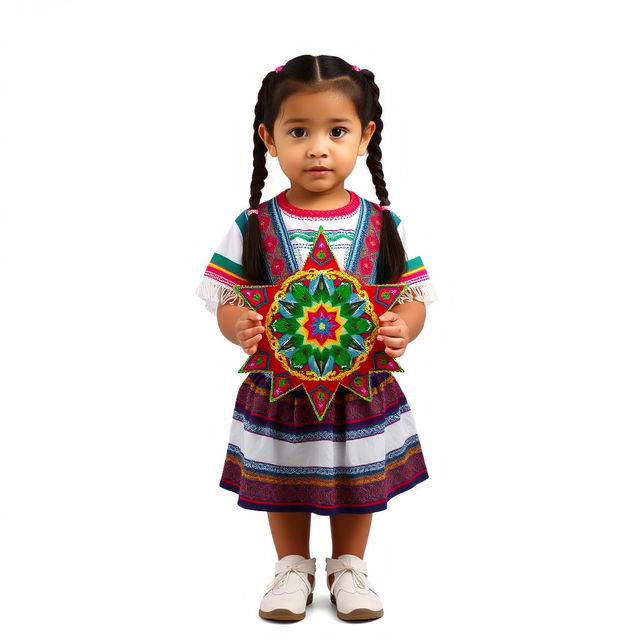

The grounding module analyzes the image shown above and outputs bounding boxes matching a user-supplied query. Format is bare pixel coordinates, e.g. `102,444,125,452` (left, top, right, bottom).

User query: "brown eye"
331,127,347,138
289,128,306,138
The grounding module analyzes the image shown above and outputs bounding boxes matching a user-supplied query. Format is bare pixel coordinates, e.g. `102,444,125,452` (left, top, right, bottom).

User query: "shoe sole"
258,592,313,621
330,593,384,621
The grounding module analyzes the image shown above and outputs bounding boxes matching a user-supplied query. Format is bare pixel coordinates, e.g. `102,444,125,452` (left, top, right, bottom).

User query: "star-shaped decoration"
234,226,408,420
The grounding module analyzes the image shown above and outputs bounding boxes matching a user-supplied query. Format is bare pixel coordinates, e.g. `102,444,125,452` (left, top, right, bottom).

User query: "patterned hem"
218,470,429,515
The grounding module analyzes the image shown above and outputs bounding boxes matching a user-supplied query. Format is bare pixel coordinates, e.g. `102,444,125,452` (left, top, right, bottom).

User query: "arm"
217,302,264,352
392,300,427,342
217,303,248,345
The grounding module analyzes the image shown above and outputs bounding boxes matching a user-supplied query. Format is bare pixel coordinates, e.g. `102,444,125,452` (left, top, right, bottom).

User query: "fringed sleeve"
195,211,250,317
394,215,439,306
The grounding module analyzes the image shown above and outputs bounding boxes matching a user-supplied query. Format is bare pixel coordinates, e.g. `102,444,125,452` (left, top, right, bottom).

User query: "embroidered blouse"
196,189,439,316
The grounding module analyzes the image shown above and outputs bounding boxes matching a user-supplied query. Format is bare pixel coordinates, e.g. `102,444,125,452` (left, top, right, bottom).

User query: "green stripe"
235,211,248,236
404,255,425,272
290,229,354,242
211,253,247,278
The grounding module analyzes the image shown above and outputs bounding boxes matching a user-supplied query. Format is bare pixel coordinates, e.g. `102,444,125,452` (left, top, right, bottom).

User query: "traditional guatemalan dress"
196,188,439,515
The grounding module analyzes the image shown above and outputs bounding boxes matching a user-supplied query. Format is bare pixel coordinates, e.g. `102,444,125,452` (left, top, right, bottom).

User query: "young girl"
196,54,438,622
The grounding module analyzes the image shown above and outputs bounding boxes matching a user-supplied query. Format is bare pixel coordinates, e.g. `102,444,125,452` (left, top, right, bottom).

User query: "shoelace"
265,563,313,594
331,565,368,592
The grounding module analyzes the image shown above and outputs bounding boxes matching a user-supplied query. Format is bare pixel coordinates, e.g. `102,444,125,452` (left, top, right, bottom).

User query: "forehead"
277,90,358,124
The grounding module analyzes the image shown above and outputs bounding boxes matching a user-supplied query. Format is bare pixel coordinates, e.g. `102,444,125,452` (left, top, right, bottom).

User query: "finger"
377,334,403,348
379,312,398,322
239,325,265,340
246,332,263,345
242,334,262,353
240,312,263,326
378,325,402,336
240,320,263,331
385,345,404,357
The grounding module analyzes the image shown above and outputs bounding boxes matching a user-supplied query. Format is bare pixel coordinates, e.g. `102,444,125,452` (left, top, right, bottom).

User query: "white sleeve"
395,216,439,306
195,214,250,316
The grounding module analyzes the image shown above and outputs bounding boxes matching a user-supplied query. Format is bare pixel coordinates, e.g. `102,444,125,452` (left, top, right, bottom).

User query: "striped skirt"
218,371,429,515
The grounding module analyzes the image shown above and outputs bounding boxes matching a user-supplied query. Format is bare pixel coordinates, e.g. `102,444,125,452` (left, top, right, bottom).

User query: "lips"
307,166,331,171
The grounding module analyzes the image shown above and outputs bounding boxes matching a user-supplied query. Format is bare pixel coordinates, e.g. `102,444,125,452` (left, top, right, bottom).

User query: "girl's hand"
376,311,410,358
235,310,265,355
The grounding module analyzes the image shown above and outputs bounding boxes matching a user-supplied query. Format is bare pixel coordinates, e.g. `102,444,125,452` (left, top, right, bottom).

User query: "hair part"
243,54,406,285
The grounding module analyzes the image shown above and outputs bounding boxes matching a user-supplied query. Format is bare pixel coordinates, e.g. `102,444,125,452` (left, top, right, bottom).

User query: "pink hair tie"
274,65,284,73
248,208,259,216
351,64,361,71
380,204,390,211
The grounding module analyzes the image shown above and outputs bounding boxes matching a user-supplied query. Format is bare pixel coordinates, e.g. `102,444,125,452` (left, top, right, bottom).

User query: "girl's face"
259,90,375,200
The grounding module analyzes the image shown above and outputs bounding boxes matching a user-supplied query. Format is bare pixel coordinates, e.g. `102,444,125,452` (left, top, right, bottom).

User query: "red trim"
277,189,360,217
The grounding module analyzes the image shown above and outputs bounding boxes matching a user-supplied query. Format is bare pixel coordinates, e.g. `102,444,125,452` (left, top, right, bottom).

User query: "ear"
358,121,376,155
258,123,278,157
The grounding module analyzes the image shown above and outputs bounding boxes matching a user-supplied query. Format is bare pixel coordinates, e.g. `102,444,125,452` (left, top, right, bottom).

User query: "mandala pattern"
235,227,408,420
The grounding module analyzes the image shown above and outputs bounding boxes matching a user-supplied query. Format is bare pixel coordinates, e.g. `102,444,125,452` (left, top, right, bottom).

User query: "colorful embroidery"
195,191,435,515
203,253,250,289
400,256,431,286
235,227,409,420
218,371,429,515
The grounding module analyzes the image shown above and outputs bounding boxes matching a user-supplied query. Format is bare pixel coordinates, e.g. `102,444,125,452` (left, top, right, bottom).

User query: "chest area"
257,201,384,285
286,226,356,271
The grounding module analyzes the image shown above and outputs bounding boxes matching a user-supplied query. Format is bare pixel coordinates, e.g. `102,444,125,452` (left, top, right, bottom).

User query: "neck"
285,185,350,210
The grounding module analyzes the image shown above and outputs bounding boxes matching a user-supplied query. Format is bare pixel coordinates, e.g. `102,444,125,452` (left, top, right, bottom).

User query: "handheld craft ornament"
234,227,408,420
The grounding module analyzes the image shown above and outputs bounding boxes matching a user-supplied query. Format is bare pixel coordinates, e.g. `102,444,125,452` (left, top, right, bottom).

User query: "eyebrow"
282,117,354,125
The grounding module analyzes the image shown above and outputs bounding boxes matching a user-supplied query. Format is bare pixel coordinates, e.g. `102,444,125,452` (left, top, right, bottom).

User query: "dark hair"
243,54,405,285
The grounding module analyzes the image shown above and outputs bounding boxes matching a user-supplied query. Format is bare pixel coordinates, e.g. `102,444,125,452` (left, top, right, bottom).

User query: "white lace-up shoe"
258,554,316,621
325,554,384,621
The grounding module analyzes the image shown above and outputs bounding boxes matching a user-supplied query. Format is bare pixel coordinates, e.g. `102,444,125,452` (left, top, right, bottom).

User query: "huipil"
196,188,438,514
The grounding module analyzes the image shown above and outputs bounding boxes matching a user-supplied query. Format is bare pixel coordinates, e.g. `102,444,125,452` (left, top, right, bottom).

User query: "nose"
306,133,329,157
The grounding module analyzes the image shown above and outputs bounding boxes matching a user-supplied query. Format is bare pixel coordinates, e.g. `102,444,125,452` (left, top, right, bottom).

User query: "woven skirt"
218,371,429,515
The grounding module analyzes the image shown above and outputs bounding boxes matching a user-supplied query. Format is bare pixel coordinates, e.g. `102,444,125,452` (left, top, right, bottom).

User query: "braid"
242,74,272,284
360,69,406,284
249,76,270,210
361,70,389,206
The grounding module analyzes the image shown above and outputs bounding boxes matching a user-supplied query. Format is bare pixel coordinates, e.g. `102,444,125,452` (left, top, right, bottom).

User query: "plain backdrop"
1,1,638,639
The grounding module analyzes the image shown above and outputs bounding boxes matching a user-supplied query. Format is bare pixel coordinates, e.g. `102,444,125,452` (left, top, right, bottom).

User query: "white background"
1,1,638,638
